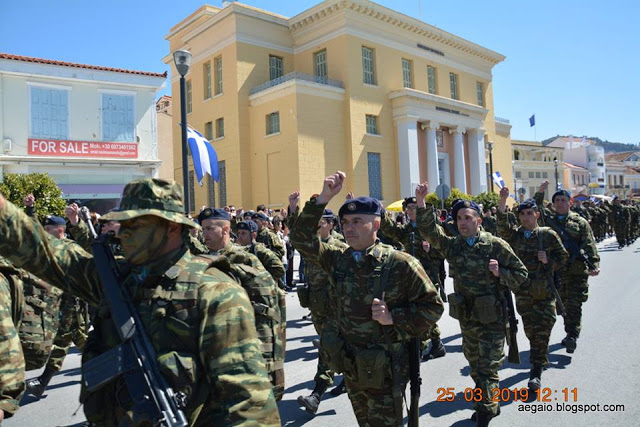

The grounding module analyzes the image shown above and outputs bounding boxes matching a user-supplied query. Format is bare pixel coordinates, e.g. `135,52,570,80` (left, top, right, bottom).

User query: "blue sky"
1,0,638,145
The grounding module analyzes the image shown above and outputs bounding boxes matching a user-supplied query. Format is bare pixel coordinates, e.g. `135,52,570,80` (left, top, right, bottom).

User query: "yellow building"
164,0,514,213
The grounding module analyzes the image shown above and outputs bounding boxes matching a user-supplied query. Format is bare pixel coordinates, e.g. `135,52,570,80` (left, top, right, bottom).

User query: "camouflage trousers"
460,318,505,416
515,294,556,365
421,323,441,350
345,377,405,427
312,315,334,387
45,299,88,372
559,274,589,338
613,226,628,246
0,276,25,417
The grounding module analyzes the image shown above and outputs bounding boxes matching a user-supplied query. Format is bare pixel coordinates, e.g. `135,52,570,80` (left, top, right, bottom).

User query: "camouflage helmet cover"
102,178,199,229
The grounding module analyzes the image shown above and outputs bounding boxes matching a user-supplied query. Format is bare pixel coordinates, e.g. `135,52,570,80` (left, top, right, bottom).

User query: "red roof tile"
0,53,167,78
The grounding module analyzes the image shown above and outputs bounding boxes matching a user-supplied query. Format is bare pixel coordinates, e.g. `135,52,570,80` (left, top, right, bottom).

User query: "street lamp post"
554,158,559,190
488,141,494,192
173,49,192,214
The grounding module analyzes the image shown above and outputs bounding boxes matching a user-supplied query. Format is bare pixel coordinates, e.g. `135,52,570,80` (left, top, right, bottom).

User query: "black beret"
451,199,481,219
517,199,538,213
321,209,335,219
237,220,258,233
198,208,230,223
402,197,417,209
251,212,269,221
552,189,571,202
338,196,383,218
43,215,66,226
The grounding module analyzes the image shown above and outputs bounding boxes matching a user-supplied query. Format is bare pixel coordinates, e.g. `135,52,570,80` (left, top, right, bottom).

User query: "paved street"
6,236,639,426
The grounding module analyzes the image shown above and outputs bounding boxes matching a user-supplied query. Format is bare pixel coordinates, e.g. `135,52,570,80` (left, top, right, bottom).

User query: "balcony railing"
495,116,510,124
249,72,344,96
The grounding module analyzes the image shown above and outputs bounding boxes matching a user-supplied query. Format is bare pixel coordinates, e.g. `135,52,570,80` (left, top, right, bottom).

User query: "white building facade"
547,137,606,195
0,53,166,211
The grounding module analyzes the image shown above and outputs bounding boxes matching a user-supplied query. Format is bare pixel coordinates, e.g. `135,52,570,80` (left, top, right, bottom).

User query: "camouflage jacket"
380,212,444,285
256,228,285,260
416,205,528,300
291,201,444,347
0,267,25,418
244,242,285,285
496,211,569,280
481,215,498,235
68,220,124,257
534,192,600,275
0,201,280,426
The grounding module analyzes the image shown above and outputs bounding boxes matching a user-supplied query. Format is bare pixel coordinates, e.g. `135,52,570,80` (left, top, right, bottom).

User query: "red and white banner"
28,138,138,158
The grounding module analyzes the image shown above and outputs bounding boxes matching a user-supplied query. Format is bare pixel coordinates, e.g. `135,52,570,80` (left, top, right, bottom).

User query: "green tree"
0,173,66,216
473,192,500,211
422,187,472,209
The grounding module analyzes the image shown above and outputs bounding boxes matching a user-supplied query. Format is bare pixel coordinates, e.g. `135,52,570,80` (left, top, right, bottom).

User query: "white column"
395,116,421,198
426,122,440,186
450,126,467,193
467,128,487,194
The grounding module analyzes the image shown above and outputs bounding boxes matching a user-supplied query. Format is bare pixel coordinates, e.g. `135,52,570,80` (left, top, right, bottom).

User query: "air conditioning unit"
3,139,11,153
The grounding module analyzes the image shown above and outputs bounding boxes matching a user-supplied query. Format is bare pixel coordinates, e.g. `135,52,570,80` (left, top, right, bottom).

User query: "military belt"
252,303,281,323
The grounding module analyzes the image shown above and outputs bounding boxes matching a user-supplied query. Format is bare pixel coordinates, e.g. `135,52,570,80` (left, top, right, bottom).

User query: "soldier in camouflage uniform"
380,197,447,361
26,215,90,399
610,197,631,248
197,207,286,401
496,189,568,391
0,179,280,425
235,220,286,284
290,172,444,427
0,263,25,422
287,205,349,415
481,207,498,235
534,181,600,354
252,212,286,260
416,183,528,426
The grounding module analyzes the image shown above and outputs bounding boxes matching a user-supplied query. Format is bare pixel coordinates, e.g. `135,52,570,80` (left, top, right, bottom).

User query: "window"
528,172,534,178
215,117,224,139
314,49,327,83
365,114,379,135
402,58,413,88
218,160,227,206
362,46,376,85
542,172,548,178
207,175,216,207
515,171,521,179
514,150,520,160
30,87,68,139
188,170,195,213
204,121,213,140
102,94,134,142
266,112,280,135
427,66,437,94
476,82,484,107
203,62,212,99
186,80,192,114
368,153,382,200
214,56,223,95
269,55,283,80
535,172,541,178
449,72,459,100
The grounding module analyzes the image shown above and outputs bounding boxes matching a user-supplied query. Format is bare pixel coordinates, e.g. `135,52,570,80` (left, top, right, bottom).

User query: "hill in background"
542,135,639,153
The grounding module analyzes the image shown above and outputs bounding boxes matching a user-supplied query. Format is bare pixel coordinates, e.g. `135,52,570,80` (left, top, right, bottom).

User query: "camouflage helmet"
102,178,199,229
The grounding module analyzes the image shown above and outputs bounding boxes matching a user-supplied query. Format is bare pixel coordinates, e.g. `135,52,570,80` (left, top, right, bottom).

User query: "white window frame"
214,56,223,95
365,114,379,135
28,82,71,140
367,152,383,200
362,46,376,85
314,49,328,83
269,55,283,81
266,112,280,135
402,58,413,88
203,62,212,100
476,81,484,107
215,117,224,139
427,66,437,94
437,152,451,186
99,90,136,142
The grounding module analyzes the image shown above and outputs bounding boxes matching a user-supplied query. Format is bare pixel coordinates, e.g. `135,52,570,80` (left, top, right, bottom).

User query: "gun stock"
502,289,520,364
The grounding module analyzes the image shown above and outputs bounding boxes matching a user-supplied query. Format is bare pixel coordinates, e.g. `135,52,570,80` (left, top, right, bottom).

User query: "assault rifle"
543,214,597,271
502,289,520,364
537,217,566,317
407,233,422,427
82,233,188,426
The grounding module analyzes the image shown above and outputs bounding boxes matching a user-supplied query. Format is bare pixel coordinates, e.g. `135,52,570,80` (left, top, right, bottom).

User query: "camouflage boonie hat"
102,178,199,228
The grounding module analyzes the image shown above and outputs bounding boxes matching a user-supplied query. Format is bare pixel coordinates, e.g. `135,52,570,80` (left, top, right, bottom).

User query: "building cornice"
289,0,505,65
390,88,489,117
249,78,345,107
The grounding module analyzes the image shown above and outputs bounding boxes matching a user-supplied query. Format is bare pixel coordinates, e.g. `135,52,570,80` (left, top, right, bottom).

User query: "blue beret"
43,215,66,226
402,197,417,209
251,212,269,221
321,209,335,218
517,199,538,212
552,189,571,202
237,220,258,233
198,208,230,222
338,196,383,218
451,199,481,219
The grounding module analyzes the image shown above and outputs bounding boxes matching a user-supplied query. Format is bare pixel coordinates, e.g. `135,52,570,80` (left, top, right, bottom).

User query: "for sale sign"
28,139,138,158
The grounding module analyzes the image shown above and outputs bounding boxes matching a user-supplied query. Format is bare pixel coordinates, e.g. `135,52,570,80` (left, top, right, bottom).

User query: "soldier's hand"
537,250,548,264
499,187,510,201
415,182,429,200
24,193,36,207
288,190,300,212
65,203,80,225
280,207,288,219
488,259,500,277
346,191,355,200
236,208,244,217
372,295,393,325
317,172,345,204
539,181,549,193
589,268,600,277
422,241,431,253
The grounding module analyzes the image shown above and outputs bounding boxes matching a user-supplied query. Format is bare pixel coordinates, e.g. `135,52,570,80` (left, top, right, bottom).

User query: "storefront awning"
58,184,125,200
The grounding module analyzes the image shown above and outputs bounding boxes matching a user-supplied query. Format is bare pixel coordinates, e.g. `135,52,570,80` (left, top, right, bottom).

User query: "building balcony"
249,72,344,96
495,116,510,124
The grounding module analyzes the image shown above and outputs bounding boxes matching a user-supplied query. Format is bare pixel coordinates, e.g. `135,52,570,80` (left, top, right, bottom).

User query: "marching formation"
0,171,635,426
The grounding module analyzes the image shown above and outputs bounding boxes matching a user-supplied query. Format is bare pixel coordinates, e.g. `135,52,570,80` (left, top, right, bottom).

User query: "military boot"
564,334,577,353
528,364,543,391
329,378,347,396
26,367,56,399
422,338,446,361
471,406,500,426
297,382,329,415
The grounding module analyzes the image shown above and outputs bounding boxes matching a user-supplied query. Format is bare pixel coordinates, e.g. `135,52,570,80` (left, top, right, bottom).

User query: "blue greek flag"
529,115,535,127
186,126,219,184
491,171,506,189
